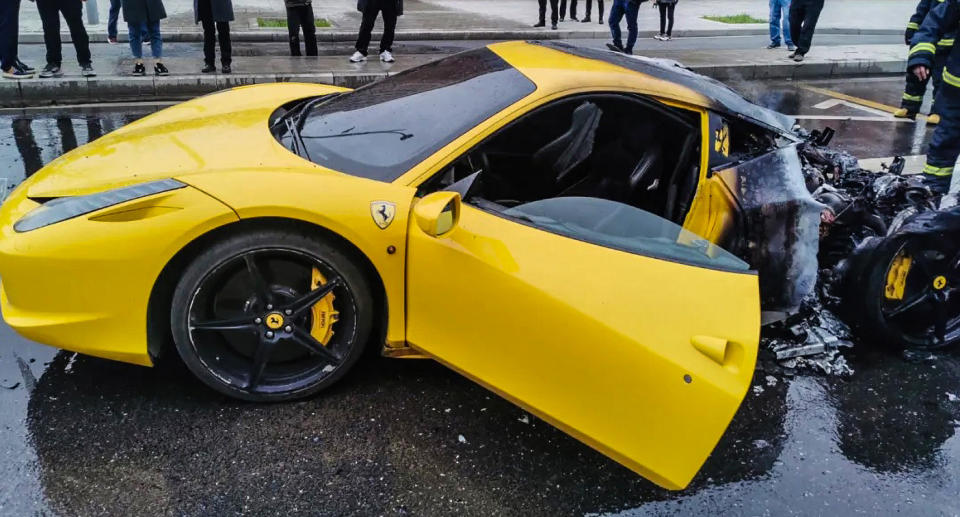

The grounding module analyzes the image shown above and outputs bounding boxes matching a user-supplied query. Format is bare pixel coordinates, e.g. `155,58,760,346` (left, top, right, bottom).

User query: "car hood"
21,83,349,199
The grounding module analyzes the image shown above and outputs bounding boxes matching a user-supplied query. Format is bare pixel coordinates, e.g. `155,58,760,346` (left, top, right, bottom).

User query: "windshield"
274,48,536,182
502,197,750,272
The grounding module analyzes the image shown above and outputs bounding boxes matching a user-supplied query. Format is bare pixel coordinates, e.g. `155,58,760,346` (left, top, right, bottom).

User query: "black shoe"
80,64,96,77
606,42,625,53
39,63,62,78
559,17,565,22
570,15,579,21
599,17,603,24
132,62,146,76
16,59,35,73
551,23,558,30
202,63,216,73
581,17,591,22
2,66,34,79
221,64,231,74
767,42,781,49
533,21,545,27
787,51,797,59
154,62,169,76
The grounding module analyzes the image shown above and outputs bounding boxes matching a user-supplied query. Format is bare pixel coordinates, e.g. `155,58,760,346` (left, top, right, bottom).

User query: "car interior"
418,93,703,224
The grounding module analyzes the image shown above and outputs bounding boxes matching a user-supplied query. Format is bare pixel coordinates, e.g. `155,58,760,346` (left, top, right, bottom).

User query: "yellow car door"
405,193,760,490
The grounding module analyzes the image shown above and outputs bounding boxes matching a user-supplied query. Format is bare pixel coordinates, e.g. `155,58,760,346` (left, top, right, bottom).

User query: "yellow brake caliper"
310,268,339,345
885,251,912,300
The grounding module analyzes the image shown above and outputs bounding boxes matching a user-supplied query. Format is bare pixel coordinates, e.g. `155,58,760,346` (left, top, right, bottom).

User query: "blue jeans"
769,0,792,46
107,0,121,39
609,0,639,53
128,21,162,59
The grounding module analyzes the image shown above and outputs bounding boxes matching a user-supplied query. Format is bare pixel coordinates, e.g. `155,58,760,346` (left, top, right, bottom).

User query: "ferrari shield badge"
370,201,397,230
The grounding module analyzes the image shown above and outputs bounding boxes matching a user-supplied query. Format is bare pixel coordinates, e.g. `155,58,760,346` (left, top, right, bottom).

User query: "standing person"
908,0,960,191
1,0,36,79
286,0,318,57
788,0,824,62
606,0,642,54
351,0,403,63
895,0,954,123
107,0,121,43
534,0,559,29
122,0,168,76
195,0,233,74
580,0,603,23
35,0,95,77
767,0,794,50
654,0,676,41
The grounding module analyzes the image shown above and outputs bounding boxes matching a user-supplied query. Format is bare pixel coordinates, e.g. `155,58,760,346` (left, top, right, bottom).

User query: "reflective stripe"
938,38,956,46
903,93,923,102
907,22,920,29
944,69,960,88
924,164,954,176
910,42,937,55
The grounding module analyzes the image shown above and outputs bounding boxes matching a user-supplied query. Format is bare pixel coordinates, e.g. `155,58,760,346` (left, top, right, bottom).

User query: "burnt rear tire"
170,228,374,402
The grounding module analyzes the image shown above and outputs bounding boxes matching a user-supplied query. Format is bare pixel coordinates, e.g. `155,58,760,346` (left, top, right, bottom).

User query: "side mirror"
414,191,461,237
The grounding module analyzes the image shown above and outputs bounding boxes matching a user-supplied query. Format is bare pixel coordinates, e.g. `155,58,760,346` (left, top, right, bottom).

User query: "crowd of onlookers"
0,0,403,79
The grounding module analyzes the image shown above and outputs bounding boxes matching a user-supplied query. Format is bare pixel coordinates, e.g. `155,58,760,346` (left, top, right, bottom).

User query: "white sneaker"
379,50,395,63
349,51,366,63
653,34,664,40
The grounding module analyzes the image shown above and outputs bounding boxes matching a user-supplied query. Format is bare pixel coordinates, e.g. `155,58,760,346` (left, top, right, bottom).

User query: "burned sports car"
0,41,955,490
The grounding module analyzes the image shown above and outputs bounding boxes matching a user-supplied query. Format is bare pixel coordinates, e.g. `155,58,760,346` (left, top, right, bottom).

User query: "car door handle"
690,335,730,365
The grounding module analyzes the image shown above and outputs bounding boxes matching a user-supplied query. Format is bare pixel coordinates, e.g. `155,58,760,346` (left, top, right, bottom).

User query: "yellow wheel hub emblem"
884,251,912,300
264,312,285,330
933,275,948,290
310,268,339,346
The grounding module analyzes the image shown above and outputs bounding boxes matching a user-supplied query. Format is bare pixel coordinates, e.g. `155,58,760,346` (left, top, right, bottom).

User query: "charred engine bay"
760,134,959,376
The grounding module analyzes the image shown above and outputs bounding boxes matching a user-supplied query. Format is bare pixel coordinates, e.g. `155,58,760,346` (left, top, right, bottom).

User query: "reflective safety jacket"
907,0,937,44
909,0,959,77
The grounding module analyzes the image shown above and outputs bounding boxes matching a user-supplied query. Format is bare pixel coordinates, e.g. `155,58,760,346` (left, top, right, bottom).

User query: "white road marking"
790,115,911,122
812,98,893,117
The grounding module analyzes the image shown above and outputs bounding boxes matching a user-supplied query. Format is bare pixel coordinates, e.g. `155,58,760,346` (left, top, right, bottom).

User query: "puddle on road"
0,98,959,515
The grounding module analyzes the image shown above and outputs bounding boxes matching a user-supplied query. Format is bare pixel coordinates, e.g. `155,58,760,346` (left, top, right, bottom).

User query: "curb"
15,26,902,44
0,58,906,109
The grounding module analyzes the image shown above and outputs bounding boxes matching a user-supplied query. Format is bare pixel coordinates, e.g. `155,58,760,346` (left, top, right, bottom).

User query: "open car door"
404,193,760,490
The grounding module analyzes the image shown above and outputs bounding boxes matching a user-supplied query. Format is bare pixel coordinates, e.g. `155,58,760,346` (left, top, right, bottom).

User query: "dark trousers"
788,0,823,55
355,0,397,56
608,0,638,52
36,0,91,66
198,0,231,66
902,48,950,114
287,5,318,56
658,3,675,36
568,0,578,18
583,0,604,21
108,0,121,38
538,0,558,24
926,53,960,172
0,0,20,70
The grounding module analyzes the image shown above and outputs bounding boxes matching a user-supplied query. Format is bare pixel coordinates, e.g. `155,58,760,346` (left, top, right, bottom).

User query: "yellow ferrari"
0,41,820,490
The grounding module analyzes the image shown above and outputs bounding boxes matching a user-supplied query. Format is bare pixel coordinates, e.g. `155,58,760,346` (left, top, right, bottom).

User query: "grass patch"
702,14,766,24
257,17,331,28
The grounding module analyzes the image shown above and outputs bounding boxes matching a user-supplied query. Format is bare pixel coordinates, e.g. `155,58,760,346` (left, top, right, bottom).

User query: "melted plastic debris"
763,297,855,376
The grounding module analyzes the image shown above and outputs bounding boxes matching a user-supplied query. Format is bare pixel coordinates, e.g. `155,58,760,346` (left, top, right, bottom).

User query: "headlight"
13,179,186,232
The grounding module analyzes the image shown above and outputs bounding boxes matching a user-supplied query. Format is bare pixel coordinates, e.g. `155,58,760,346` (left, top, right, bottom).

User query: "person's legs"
218,22,231,66
569,0,578,19
148,20,163,59
608,0,624,48
200,0,216,65
797,0,823,55
355,1,379,55
108,0,121,39
380,0,397,53
286,6,302,56
900,70,929,116
559,0,566,20
623,0,638,51
925,62,960,176
768,0,782,45
782,0,793,46
537,0,547,24
582,0,591,21
550,0,558,25
597,0,604,23
665,3,674,36
788,0,806,53
932,48,950,114
35,0,62,66
0,0,15,71
128,22,144,59
60,0,91,66
302,5,318,56
658,3,666,35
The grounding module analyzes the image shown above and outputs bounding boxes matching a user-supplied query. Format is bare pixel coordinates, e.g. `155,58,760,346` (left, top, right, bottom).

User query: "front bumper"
0,183,238,366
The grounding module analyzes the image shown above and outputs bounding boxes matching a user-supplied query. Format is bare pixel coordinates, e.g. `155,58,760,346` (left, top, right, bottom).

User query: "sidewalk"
0,41,908,108
13,0,910,41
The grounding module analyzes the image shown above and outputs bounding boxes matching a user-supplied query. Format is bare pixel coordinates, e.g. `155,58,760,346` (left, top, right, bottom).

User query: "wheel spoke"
932,292,948,343
286,278,340,318
246,337,272,389
289,327,341,364
191,316,257,332
884,288,933,318
244,254,274,306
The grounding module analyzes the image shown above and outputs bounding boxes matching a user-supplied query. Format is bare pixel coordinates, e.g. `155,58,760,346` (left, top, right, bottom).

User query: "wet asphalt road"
2,77,960,516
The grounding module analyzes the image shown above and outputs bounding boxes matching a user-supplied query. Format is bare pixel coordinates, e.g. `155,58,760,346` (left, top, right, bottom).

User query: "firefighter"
896,0,956,124
909,0,960,192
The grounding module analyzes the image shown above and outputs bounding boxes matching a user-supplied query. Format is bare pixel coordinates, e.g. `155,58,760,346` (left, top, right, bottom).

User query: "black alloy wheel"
852,234,960,350
171,229,373,401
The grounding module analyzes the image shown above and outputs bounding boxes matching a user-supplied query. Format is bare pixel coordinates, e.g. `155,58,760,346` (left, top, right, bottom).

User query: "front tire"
170,228,374,402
